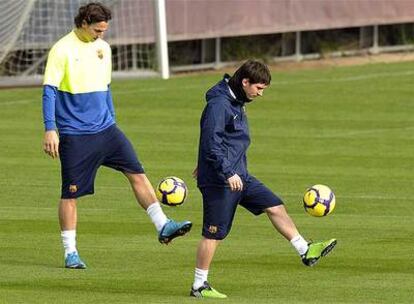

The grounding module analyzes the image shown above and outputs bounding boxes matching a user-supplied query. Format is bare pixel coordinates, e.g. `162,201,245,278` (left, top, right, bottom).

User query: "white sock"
290,235,309,256
193,268,208,290
146,202,168,232
61,230,77,257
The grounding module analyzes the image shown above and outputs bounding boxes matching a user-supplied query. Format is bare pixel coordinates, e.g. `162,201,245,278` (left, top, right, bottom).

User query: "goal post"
0,0,168,87
154,0,170,79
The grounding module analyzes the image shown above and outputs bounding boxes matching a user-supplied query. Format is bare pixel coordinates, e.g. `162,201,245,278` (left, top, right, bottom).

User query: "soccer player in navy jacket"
190,60,337,298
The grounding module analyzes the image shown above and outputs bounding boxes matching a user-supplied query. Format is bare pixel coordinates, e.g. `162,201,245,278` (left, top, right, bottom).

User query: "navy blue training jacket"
197,75,251,187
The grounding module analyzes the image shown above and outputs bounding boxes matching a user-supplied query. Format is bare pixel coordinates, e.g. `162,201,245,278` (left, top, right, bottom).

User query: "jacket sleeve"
42,85,57,131
200,100,235,179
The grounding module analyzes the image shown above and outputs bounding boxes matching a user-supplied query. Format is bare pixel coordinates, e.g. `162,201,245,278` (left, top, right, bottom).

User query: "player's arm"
42,85,59,159
42,44,65,159
201,101,242,191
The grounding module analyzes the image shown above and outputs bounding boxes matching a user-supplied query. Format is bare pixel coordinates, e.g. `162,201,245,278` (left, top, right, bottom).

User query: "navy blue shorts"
199,175,283,240
59,125,144,199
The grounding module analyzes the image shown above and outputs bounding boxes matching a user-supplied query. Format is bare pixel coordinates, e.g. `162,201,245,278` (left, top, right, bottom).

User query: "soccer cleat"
65,251,87,269
158,219,192,244
302,239,337,267
190,281,227,299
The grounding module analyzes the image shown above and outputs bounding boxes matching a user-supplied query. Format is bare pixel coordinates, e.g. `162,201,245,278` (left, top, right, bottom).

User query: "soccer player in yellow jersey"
42,2,192,269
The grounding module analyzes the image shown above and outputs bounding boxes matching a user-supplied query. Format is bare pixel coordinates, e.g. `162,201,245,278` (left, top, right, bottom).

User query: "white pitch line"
274,70,414,86
1,98,36,106
283,194,414,201
114,70,414,95
0,185,410,202
112,84,205,95
313,125,414,138
3,69,414,105
0,182,200,193
0,206,132,212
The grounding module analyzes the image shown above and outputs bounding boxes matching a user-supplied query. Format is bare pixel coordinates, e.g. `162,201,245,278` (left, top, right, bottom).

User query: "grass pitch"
0,61,413,303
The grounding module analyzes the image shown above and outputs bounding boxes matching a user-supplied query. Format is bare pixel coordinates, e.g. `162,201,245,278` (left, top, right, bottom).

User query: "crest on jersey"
97,49,103,59
208,225,218,234
69,185,78,193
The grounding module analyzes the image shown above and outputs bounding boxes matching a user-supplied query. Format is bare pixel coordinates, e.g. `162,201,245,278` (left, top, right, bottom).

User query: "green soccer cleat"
65,251,87,269
158,219,192,244
302,239,337,267
190,281,227,299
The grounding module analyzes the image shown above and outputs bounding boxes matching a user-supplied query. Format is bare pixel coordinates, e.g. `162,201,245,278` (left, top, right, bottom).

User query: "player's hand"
43,130,59,159
192,166,198,179
227,174,243,192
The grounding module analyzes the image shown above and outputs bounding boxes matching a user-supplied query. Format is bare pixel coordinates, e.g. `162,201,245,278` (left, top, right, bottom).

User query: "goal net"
0,0,158,87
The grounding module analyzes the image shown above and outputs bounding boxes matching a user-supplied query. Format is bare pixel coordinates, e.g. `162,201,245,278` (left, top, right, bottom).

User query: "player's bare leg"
265,205,300,241
196,238,220,270
59,198,77,231
124,173,158,210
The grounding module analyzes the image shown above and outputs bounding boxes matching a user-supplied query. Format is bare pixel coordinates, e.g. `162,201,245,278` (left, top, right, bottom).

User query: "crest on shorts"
208,225,218,234
97,49,103,59
69,185,78,193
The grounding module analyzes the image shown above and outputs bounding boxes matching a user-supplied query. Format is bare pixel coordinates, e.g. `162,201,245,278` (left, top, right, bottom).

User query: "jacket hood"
205,74,244,105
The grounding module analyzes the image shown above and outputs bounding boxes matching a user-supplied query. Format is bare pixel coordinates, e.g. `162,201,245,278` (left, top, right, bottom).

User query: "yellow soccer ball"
156,176,188,206
303,184,336,217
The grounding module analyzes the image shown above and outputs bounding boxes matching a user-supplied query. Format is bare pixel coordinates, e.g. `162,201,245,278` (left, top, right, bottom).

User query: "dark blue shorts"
199,175,283,240
59,125,144,199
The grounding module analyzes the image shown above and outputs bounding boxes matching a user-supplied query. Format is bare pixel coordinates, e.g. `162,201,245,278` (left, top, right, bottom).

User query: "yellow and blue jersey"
42,31,115,134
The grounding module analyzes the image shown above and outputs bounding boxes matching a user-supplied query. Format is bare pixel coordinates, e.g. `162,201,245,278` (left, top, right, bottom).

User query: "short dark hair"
231,60,271,85
74,2,112,28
